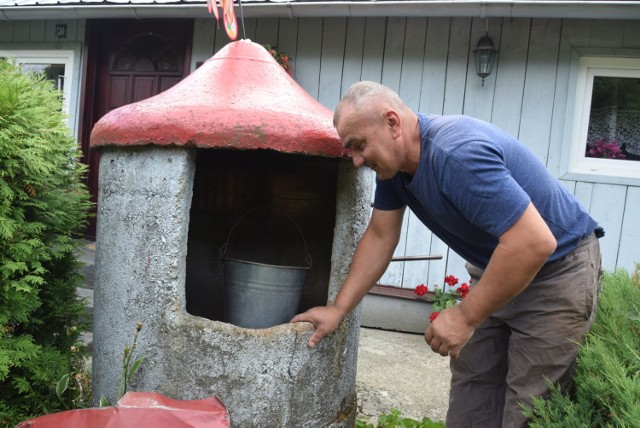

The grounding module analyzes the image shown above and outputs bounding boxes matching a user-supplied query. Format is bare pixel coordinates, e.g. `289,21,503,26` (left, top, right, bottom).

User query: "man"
291,81,603,427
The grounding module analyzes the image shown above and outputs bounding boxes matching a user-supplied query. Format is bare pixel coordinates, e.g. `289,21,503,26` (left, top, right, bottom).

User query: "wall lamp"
473,22,498,86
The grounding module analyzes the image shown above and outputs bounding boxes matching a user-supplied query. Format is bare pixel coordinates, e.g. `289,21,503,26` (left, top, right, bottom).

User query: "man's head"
334,81,404,129
334,81,414,180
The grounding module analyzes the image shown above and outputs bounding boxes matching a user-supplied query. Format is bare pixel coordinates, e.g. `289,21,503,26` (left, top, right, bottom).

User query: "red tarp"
17,392,230,428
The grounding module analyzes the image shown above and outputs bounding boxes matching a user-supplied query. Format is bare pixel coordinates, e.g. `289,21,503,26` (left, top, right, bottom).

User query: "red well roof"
90,39,346,158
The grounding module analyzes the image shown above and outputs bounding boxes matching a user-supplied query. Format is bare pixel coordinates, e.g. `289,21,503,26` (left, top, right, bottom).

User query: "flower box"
361,284,435,334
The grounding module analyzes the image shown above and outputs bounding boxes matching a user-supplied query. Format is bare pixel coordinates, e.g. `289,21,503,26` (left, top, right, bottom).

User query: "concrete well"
90,40,370,427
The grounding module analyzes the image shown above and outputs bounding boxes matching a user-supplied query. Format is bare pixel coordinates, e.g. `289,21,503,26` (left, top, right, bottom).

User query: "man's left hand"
424,305,475,358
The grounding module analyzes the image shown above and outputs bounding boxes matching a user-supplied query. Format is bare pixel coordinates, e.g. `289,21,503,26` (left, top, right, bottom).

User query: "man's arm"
425,202,557,357
291,207,404,347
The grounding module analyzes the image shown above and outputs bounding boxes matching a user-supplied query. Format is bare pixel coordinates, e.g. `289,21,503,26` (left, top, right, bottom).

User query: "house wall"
2,16,638,290
0,19,85,139
192,16,640,289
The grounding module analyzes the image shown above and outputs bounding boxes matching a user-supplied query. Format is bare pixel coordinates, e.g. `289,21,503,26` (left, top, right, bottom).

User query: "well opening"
185,149,339,325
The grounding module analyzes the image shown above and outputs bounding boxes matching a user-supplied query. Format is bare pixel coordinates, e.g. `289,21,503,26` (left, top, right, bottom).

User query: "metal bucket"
220,207,312,329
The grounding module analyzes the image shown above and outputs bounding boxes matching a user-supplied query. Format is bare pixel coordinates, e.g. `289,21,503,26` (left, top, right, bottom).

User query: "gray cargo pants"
446,233,602,428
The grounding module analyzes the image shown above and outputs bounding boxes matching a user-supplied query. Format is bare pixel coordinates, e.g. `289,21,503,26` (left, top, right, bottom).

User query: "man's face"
335,103,398,180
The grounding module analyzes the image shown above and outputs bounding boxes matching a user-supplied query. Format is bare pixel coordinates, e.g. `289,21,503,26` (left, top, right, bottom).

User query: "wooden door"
81,19,193,239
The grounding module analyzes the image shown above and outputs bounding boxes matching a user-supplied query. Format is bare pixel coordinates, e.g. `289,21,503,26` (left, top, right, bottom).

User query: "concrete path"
356,327,450,424
76,240,450,423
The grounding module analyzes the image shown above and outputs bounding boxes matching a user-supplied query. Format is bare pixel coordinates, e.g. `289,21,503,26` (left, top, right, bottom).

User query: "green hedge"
0,59,92,426
523,267,640,427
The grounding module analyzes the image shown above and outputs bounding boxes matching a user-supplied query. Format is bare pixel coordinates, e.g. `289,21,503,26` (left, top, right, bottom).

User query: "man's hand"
291,305,346,348
424,304,475,358
291,208,404,349
424,202,557,358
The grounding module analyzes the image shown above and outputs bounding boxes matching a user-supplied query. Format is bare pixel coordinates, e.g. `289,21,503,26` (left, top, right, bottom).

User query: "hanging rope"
238,0,246,40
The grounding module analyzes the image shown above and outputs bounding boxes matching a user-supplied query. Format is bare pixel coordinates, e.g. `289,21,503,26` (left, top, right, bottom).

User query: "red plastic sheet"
17,392,230,428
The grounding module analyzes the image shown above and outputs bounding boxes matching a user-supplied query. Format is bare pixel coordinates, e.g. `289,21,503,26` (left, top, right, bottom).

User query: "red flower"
429,311,440,321
456,283,470,299
264,45,293,75
586,138,626,159
444,275,459,286
415,284,428,296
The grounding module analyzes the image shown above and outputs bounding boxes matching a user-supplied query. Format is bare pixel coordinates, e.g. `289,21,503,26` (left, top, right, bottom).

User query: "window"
565,55,640,183
0,50,75,125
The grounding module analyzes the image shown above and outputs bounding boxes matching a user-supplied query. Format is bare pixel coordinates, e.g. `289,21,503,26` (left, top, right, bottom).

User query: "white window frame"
0,49,75,128
562,51,640,186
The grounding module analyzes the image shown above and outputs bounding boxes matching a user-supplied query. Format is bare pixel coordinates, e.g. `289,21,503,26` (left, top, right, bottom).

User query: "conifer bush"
0,59,92,426
523,267,640,427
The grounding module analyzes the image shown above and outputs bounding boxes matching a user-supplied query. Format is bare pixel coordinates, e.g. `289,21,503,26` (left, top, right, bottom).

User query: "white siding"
619,187,640,272
547,19,592,178
318,17,347,110
491,18,529,138
518,19,561,163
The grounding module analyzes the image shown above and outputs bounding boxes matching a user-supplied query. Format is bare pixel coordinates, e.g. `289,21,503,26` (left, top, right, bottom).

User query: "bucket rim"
219,206,313,267
221,257,311,270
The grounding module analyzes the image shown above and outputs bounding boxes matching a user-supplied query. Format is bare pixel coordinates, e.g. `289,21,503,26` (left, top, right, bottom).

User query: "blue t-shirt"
374,113,599,269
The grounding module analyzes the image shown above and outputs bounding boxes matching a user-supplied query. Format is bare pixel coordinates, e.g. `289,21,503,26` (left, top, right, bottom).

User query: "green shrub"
0,59,92,426
522,267,640,427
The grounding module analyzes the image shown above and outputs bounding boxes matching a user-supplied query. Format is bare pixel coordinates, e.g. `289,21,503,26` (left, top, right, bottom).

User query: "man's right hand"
291,209,404,349
290,305,346,348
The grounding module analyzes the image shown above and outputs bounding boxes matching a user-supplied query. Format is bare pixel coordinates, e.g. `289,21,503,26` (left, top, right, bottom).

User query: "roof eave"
2,1,640,21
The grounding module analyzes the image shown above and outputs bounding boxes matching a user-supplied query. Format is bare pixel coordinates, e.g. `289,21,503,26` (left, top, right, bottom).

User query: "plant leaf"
127,356,145,380
99,395,110,407
55,373,69,400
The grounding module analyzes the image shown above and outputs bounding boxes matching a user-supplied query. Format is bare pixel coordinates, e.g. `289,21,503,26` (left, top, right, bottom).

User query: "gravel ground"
356,327,451,424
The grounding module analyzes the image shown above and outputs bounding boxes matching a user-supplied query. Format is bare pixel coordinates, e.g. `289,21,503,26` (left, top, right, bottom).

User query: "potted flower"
263,44,293,76
585,138,626,159
414,275,470,321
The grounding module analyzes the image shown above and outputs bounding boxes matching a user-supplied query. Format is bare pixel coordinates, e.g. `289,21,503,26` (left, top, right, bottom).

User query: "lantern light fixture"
473,21,498,86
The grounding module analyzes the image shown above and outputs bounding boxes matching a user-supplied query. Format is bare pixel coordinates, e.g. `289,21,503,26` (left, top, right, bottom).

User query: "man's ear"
384,109,402,138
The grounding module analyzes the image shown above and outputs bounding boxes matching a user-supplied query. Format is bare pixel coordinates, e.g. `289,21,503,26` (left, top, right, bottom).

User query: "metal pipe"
390,255,443,262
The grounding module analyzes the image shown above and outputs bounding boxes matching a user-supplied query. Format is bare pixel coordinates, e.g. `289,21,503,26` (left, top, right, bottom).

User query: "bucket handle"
219,206,313,267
